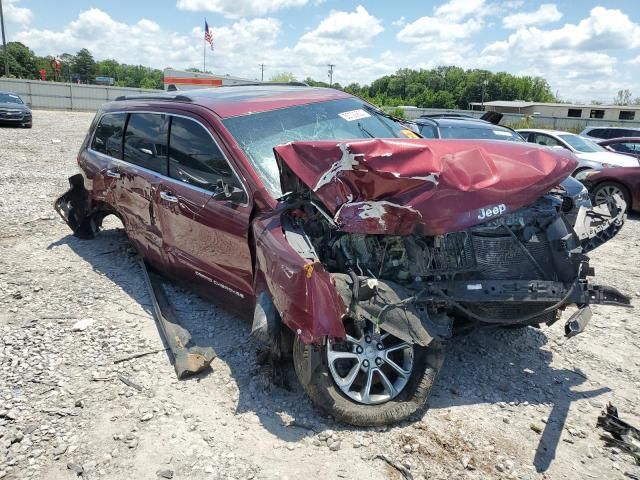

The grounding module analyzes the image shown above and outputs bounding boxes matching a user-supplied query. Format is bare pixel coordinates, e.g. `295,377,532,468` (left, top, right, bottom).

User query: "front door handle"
160,191,178,203
106,169,121,179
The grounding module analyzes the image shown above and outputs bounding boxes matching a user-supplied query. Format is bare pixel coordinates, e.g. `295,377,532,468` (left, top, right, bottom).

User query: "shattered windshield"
223,98,410,198
0,93,24,104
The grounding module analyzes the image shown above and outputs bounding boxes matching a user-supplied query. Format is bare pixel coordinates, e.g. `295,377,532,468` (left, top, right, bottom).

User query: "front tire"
293,321,445,426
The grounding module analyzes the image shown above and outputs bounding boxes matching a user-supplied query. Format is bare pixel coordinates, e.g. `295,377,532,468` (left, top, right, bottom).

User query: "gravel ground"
1,110,639,480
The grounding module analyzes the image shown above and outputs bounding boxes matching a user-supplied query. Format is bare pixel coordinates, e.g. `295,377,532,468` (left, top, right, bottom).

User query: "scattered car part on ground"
581,126,640,141
577,167,640,212
518,129,638,172
597,137,640,161
138,255,216,378
0,91,32,128
54,85,631,426
597,403,640,465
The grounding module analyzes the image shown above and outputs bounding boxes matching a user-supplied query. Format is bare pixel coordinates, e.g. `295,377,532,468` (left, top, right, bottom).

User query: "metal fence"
0,78,158,112
397,107,640,131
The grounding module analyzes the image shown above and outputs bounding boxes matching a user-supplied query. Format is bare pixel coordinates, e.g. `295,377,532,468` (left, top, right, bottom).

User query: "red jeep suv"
55,85,629,426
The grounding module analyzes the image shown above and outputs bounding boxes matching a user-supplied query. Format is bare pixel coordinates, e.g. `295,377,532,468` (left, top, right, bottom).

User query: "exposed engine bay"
283,188,631,346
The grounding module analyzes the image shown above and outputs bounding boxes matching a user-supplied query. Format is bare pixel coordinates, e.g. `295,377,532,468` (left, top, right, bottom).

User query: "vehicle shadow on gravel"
431,327,610,472
49,227,612,466
48,227,314,443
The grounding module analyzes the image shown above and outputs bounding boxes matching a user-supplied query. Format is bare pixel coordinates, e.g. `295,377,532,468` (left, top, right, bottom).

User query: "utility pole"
327,64,335,88
0,0,9,77
259,64,265,81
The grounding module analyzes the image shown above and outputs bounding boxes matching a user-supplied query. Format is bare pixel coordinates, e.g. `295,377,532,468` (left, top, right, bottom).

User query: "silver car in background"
517,129,639,174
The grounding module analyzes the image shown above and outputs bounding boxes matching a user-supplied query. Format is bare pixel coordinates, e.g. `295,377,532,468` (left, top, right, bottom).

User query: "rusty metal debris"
138,258,216,379
118,374,143,392
373,453,414,480
114,348,168,364
597,403,640,465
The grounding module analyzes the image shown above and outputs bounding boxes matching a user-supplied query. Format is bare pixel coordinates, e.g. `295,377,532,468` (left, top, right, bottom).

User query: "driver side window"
168,116,245,201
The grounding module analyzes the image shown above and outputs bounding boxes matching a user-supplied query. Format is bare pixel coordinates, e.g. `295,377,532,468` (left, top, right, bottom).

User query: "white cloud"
434,0,486,19
397,0,487,43
486,6,640,54
503,3,562,29
392,16,406,28
4,0,32,25
295,6,383,58
398,17,483,42
628,55,640,65
176,0,308,19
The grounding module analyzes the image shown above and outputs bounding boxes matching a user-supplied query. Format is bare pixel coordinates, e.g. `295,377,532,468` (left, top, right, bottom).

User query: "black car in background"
0,91,32,128
413,114,523,141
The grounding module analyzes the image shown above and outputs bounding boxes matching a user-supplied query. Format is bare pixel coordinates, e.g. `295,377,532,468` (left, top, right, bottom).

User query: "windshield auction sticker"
338,109,371,122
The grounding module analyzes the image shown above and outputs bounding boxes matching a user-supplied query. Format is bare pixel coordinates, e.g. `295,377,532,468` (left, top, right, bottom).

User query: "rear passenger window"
124,113,168,174
92,113,126,159
169,116,242,195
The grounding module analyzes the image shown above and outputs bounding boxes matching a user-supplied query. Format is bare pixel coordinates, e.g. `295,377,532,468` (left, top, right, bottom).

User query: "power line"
327,64,335,88
0,0,9,77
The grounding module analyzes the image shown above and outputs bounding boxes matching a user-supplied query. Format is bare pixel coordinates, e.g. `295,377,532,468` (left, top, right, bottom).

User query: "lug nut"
356,346,363,354
363,360,370,368
365,336,372,343
377,343,384,350
375,358,383,366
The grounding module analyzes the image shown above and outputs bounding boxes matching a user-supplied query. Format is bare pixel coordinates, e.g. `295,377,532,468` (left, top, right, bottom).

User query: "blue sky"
3,0,640,101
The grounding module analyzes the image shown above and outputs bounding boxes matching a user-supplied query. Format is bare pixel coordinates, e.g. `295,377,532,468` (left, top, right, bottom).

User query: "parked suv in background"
581,126,640,140
414,115,523,141
0,91,32,128
55,86,629,426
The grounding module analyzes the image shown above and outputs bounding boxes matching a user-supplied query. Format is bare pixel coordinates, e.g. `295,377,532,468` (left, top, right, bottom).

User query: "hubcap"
327,324,414,405
594,185,623,206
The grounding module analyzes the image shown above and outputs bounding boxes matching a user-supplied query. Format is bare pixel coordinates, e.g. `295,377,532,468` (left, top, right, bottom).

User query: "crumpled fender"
251,214,346,344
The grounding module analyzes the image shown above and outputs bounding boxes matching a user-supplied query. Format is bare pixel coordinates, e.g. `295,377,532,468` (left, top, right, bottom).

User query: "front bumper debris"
574,194,626,253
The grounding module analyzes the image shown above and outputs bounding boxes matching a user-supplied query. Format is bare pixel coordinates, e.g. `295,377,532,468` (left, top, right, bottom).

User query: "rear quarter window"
91,113,126,159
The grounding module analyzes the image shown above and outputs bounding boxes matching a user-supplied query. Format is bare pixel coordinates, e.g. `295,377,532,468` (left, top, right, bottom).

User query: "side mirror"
212,179,245,203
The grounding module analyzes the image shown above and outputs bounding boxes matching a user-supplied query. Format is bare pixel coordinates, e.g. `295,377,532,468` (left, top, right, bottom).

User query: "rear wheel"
293,319,445,426
591,181,630,211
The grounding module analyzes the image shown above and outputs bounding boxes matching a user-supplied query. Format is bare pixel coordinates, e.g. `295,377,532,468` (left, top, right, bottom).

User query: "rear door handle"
160,191,178,203
106,169,121,179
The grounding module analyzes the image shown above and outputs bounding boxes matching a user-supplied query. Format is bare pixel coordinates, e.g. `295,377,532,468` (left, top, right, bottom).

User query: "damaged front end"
271,139,631,348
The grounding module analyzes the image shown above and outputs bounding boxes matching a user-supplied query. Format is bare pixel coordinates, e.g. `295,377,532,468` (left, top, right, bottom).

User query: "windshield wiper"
357,122,374,138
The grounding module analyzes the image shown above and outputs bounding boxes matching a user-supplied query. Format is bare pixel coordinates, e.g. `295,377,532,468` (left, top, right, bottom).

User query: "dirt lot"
1,110,639,480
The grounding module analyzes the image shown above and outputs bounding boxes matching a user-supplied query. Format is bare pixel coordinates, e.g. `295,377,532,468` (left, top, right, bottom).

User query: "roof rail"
214,81,309,87
114,93,193,102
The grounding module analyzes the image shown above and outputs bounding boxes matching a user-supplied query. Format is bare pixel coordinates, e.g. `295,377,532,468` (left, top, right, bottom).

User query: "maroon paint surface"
275,138,578,235
584,166,640,211
75,88,581,344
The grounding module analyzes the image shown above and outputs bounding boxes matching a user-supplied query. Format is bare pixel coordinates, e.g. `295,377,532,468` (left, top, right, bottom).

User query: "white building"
469,100,640,122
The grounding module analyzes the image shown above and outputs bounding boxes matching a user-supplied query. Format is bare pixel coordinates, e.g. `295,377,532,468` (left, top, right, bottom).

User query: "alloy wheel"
327,324,414,405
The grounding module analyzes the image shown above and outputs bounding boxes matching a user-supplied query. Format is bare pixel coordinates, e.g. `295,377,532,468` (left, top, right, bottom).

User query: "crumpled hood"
274,138,578,235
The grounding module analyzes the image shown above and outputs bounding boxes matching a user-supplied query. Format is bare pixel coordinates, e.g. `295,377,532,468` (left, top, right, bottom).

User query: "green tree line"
303,66,557,109
3,42,560,107
0,42,164,89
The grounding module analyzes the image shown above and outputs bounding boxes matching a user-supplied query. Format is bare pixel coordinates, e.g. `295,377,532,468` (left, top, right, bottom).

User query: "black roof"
414,116,502,128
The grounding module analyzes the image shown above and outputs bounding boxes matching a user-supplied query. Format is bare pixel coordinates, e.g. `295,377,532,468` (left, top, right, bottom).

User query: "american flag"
204,20,214,51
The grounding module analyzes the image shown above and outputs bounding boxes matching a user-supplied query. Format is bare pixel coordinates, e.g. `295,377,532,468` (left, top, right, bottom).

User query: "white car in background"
517,129,638,174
